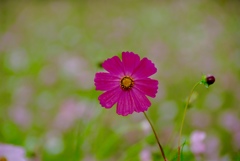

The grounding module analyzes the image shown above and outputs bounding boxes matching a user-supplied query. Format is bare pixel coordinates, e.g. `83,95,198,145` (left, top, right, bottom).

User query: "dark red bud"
206,75,215,85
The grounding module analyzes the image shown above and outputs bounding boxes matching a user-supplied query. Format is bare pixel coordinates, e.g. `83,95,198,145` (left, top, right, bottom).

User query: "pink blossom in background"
190,111,211,128
8,106,32,129
219,112,240,132
53,99,82,131
140,148,152,161
94,51,158,116
205,136,220,161
219,112,240,150
190,130,206,155
233,131,240,149
53,99,95,132
58,54,94,90
0,144,27,161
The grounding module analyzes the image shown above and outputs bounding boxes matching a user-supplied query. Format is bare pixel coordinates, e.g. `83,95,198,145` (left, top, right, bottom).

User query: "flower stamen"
0,156,7,161
121,76,134,90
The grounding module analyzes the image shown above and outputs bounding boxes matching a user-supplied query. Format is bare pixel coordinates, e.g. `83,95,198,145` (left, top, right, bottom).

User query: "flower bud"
206,75,215,85
200,74,215,88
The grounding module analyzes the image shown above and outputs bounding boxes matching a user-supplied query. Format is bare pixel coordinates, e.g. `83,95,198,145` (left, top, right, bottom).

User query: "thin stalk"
177,81,200,161
143,112,168,161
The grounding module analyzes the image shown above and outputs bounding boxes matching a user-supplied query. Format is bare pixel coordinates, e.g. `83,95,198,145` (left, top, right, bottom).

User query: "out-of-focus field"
0,0,240,160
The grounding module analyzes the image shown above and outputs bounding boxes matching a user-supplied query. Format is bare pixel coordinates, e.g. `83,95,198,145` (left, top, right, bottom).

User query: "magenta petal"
130,88,151,112
134,78,158,97
98,87,122,109
95,51,158,116
132,58,157,79
102,56,125,76
122,51,140,76
116,91,134,116
94,72,120,91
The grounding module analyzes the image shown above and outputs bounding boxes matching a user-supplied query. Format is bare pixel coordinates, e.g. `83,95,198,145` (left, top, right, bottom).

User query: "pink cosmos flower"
94,51,158,116
0,144,28,161
190,131,206,155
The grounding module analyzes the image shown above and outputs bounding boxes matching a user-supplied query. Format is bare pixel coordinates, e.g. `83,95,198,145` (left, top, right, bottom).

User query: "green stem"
177,81,200,161
143,112,168,161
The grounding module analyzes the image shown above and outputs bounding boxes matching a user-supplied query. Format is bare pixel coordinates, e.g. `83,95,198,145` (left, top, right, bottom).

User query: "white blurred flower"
0,144,28,161
44,133,64,155
140,120,151,135
190,130,206,155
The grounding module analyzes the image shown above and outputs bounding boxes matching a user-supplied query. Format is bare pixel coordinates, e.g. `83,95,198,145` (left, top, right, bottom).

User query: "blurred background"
0,0,240,161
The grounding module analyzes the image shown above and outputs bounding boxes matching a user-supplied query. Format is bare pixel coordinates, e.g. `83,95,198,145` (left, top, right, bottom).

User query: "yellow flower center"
0,156,7,161
121,76,134,90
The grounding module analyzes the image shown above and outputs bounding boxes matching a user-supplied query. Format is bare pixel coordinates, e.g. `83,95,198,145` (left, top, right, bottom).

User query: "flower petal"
122,51,140,76
134,78,158,97
130,88,151,112
102,56,124,76
132,58,157,79
98,87,122,109
116,91,134,116
94,72,120,91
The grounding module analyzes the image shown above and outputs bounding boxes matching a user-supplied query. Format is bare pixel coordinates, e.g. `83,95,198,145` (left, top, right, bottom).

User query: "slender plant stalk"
143,112,168,161
177,81,200,161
